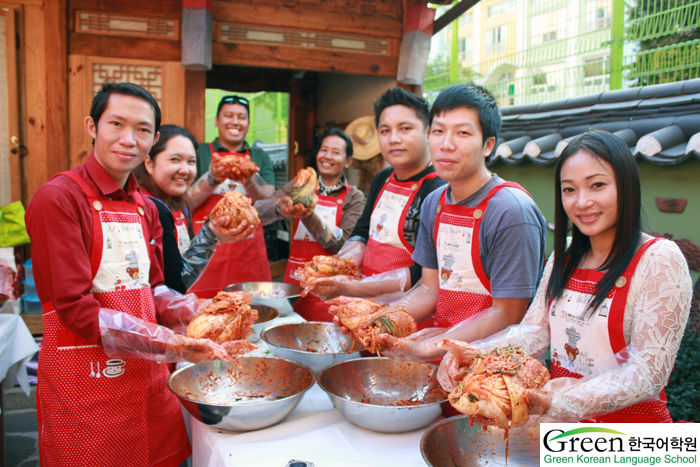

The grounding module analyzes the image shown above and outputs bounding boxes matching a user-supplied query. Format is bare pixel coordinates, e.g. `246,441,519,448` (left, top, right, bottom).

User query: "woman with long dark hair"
390,130,692,422
134,124,251,293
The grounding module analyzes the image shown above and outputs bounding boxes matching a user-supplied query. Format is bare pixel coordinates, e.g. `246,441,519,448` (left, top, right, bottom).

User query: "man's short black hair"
373,87,430,129
90,82,161,133
216,95,250,118
429,83,501,143
321,128,353,159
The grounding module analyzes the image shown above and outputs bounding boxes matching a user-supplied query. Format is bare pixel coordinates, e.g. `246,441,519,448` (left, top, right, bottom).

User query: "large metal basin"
317,357,446,433
261,321,364,373
249,303,279,342
421,415,540,466
225,282,302,316
168,356,315,432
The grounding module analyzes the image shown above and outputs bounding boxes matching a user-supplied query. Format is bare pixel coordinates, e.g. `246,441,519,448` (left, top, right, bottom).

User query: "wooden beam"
211,1,402,39
164,62,186,127
68,54,89,168
3,7,21,202
24,5,49,198
45,0,69,179
70,0,182,17
432,0,480,35
184,70,206,142
212,42,398,77
69,32,181,62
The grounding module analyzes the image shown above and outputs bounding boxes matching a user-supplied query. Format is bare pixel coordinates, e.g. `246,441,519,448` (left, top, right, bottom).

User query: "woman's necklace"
319,177,343,196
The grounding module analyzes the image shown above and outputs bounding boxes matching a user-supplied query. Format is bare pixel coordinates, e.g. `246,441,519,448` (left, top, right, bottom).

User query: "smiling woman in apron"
255,128,365,321
435,130,692,423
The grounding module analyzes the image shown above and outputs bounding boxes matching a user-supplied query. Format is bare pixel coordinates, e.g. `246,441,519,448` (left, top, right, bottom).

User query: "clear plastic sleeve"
151,285,202,334
99,308,257,364
299,212,343,248
180,223,218,291
336,240,366,266
302,266,410,300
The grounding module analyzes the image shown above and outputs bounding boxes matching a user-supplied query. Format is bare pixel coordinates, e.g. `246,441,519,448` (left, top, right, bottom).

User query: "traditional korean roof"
491,79,700,166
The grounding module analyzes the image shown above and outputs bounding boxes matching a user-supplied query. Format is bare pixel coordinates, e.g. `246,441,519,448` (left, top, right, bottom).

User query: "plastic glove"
299,212,344,249
208,157,229,184
152,285,203,334
377,327,448,361
337,240,366,266
278,196,310,219
525,388,553,415
303,267,410,300
99,308,256,364
180,222,218,290
389,280,438,322
207,212,256,243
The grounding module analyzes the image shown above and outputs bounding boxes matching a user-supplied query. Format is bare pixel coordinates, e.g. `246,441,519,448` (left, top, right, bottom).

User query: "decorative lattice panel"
91,62,163,106
76,11,178,40
219,23,388,55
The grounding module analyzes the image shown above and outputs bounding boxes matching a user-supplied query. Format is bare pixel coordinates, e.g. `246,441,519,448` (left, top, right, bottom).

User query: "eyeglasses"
221,96,249,106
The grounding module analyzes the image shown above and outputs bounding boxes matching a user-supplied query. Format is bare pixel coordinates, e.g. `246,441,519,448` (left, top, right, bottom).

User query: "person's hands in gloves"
99,308,256,364
206,213,256,243
304,267,410,300
277,195,311,219
525,388,553,415
375,327,447,360
209,154,230,184
151,285,203,334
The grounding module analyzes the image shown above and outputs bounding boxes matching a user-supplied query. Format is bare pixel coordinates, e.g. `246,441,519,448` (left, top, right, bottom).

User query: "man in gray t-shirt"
380,84,546,356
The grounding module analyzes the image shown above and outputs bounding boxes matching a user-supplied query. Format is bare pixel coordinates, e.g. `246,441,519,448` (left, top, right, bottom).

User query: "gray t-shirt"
412,175,546,299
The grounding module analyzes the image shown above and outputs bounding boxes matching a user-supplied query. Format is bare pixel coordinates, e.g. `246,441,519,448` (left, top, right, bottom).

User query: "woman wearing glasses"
188,95,278,297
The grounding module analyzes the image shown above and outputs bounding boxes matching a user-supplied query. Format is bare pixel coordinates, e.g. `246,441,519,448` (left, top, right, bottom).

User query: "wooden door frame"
0,5,21,203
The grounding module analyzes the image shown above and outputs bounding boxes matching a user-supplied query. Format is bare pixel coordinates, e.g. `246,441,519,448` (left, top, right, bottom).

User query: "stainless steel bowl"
421,415,540,466
317,357,447,433
249,303,279,342
225,282,302,316
168,356,315,432
261,322,364,373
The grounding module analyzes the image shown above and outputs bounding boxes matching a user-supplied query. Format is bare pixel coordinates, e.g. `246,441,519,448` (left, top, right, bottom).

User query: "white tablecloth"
190,309,439,467
0,314,40,397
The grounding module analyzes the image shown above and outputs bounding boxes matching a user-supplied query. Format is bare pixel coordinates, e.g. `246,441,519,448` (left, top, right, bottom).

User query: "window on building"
583,56,610,86
459,11,474,26
585,0,612,31
543,31,557,42
487,0,516,17
486,25,508,55
459,35,473,62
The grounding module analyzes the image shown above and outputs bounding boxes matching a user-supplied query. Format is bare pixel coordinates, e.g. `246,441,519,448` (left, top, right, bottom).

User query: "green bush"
666,328,700,422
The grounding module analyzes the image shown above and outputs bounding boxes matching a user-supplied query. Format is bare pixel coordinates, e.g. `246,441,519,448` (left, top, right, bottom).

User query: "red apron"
362,171,439,277
284,188,348,322
188,144,271,298
549,237,672,423
426,182,530,330
37,171,190,467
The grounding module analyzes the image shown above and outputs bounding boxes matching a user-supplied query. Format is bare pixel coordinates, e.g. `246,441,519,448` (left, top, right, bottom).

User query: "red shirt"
26,154,165,345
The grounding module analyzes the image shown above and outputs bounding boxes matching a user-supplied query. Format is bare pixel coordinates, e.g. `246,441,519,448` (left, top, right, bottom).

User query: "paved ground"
4,386,39,467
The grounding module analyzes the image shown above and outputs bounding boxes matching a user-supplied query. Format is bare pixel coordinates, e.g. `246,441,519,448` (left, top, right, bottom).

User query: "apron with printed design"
549,237,672,423
428,182,530,331
172,210,191,255
189,144,271,297
284,188,348,322
362,171,438,277
37,171,190,467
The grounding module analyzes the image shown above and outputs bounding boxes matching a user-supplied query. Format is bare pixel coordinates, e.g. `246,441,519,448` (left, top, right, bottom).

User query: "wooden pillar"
185,70,206,142
25,1,69,199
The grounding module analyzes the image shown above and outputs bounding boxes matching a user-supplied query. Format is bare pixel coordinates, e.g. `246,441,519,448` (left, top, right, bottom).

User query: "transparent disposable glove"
337,240,365,266
180,222,218,290
151,285,203,334
378,305,510,362
209,156,230,184
206,212,256,243
303,267,410,300
98,309,256,364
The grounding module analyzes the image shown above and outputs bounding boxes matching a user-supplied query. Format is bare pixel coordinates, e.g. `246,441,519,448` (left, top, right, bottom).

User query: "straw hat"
345,115,380,161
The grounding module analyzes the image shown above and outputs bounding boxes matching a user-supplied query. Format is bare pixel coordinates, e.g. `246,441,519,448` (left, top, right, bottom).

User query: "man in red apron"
303,87,447,300
25,83,223,467
255,128,365,321
390,83,546,343
189,95,277,297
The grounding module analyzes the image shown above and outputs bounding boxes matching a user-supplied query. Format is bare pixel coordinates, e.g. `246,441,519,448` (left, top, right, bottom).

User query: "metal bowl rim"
224,281,303,299
317,357,447,408
420,414,469,465
250,303,280,324
260,321,363,356
167,355,316,408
